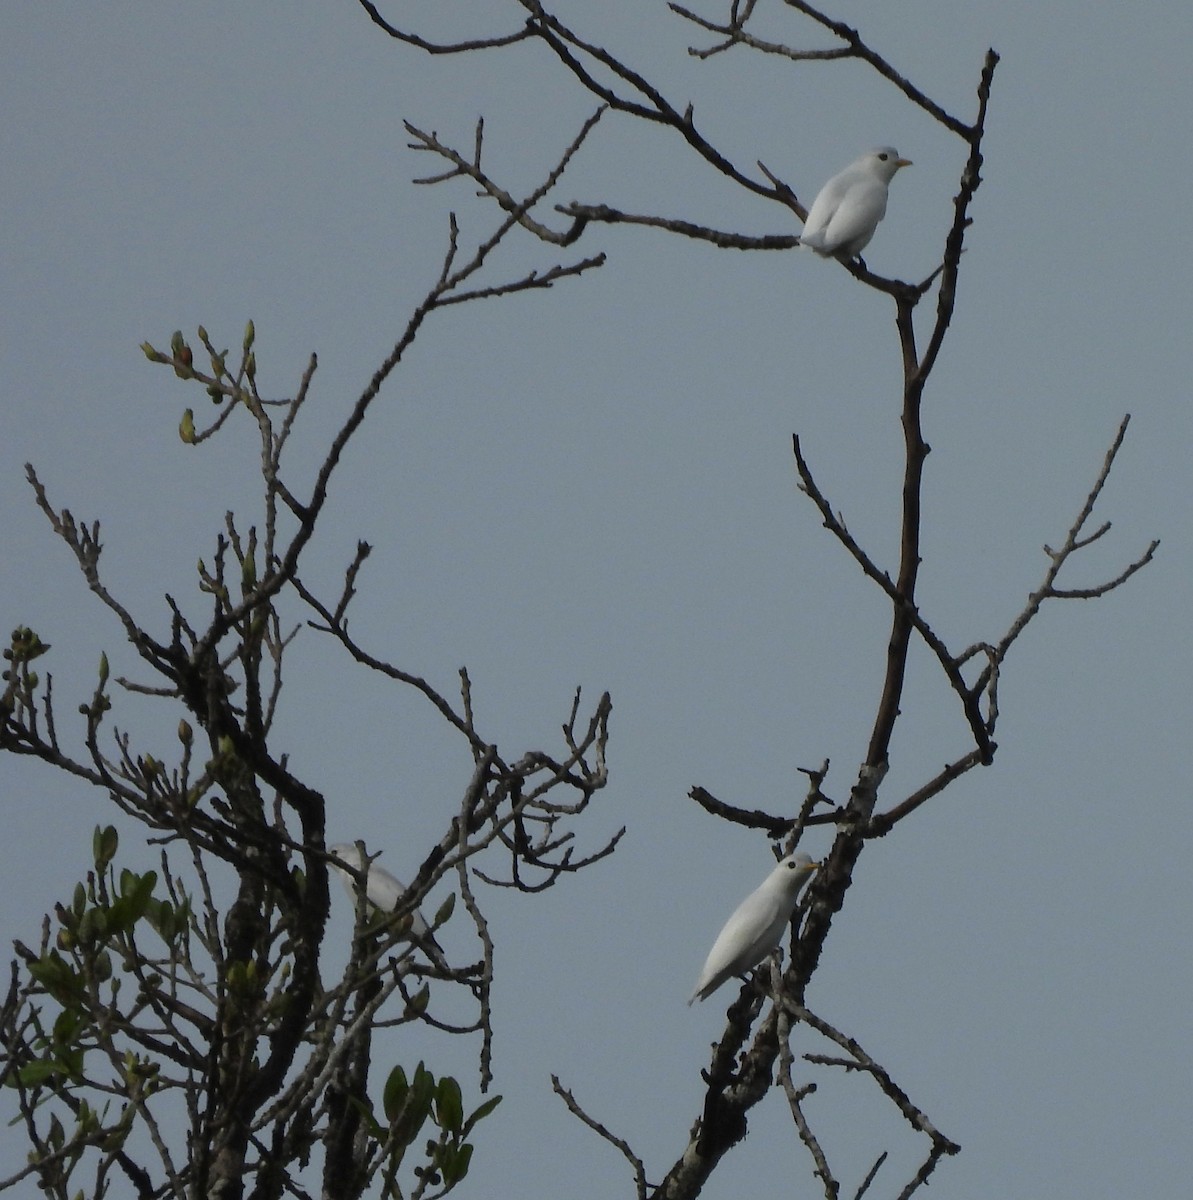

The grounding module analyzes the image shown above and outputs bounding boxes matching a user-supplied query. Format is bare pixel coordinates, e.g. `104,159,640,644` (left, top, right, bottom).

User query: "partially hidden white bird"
329,843,448,968
800,147,912,260
689,852,819,1005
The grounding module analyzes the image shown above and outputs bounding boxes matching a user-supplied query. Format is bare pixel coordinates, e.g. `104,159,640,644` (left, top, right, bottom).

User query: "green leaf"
129,870,158,920
17,1060,62,1088
412,1061,433,1098
434,1076,464,1135
90,825,117,873
58,1047,85,1082
382,1065,408,1124
390,1061,434,1149
78,906,108,943
100,1116,132,1153
433,893,455,927
461,1093,503,1138
226,958,261,997
148,900,175,943
179,408,196,444
52,1007,84,1049
106,897,134,936
439,1141,473,1189
29,951,85,1004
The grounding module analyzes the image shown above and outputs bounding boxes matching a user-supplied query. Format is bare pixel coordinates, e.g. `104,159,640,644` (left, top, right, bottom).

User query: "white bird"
800,147,912,260
689,852,819,1005
328,842,448,968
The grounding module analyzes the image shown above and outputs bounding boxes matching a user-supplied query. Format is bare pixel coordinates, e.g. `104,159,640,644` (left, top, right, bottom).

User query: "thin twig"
551,1076,649,1200
788,1001,960,1155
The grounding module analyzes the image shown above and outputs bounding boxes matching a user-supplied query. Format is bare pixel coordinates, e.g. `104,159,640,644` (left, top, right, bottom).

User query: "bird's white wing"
329,844,451,970
800,169,854,251
364,864,434,937
329,845,431,939
689,885,790,1004
818,179,888,257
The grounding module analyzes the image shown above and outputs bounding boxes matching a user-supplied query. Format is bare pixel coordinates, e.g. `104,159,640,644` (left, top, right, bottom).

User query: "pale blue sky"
2,3,1191,1197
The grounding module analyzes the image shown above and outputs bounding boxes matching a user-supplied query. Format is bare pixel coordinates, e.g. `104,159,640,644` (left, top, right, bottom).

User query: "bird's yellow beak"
896,158,913,169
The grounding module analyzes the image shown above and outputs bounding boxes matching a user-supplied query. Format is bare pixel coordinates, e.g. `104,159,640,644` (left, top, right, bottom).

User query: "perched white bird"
329,843,448,968
689,852,819,1005
800,147,912,260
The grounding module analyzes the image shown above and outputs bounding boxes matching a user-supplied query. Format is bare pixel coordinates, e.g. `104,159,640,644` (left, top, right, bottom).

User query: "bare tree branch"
356,0,535,54
789,1000,960,1154
551,1076,649,1200
555,202,800,250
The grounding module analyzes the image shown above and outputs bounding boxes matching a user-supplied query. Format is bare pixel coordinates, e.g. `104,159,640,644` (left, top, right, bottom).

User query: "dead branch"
551,1076,649,1200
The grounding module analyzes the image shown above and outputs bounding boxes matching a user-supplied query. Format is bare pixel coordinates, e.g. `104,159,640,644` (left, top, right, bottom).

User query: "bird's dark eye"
878,152,889,160
786,860,797,870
